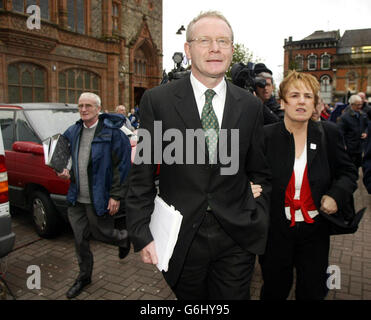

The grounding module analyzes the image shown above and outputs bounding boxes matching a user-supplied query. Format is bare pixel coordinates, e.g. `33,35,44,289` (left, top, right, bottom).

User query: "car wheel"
30,191,59,238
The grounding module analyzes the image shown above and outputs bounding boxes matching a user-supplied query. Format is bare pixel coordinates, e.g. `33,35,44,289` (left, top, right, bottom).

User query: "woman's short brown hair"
279,70,320,106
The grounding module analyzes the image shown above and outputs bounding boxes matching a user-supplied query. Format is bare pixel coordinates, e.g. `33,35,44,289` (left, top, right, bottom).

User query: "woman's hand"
250,182,262,199
320,195,338,214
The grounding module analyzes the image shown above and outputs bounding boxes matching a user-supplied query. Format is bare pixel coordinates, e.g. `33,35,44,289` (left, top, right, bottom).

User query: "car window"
0,110,15,150
25,109,80,140
15,111,41,144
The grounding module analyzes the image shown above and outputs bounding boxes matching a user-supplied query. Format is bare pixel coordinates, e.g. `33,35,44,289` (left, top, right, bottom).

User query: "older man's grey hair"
186,10,234,42
79,92,101,107
349,94,362,105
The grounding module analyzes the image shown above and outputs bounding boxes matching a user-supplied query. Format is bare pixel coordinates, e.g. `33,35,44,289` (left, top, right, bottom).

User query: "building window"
346,71,358,93
321,53,331,70
320,75,331,92
112,1,120,33
7,62,46,103
294,55,304,71
12,0,50,20
307,54,317,71
58,69,100,103
67,0,85,34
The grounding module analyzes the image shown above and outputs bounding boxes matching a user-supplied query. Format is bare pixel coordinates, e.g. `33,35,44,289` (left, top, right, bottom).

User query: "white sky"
162,0,371,85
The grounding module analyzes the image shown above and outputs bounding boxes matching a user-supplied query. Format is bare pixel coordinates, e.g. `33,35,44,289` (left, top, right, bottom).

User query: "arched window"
320,75,332,104
134,48,147,76
294,55,304,71
321,53,331,70
7,62,46,103
307,54,317,71
320,75,331,93
346,71,358,93
58,69,100,103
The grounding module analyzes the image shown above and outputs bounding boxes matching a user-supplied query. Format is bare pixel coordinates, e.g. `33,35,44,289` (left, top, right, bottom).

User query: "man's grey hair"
79,92,101,107
186,10,234,42
256,72,273,83
349,94,362,105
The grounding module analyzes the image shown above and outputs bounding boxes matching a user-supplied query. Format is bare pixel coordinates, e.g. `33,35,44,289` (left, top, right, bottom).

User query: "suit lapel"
221,82,243,130
307,120,321,169
173,76,203,130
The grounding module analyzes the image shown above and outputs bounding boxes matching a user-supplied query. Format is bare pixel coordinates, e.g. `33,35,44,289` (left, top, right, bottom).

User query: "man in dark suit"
338,94,368,169
126,11,271,300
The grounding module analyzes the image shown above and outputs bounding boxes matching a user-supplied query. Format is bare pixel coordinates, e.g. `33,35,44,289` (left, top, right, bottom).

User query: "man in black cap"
254,63,284,124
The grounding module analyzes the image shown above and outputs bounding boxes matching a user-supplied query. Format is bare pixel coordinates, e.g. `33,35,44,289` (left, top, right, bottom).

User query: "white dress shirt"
285,144,319,222
189,73,227,126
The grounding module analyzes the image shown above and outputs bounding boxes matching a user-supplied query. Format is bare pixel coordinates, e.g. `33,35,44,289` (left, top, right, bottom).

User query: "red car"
0,103,81,238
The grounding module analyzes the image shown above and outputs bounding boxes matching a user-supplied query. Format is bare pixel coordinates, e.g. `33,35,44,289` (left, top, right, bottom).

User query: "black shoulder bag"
318,122,366,235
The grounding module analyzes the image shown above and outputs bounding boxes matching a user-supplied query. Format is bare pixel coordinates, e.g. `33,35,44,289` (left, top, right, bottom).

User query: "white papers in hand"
149,196,183,272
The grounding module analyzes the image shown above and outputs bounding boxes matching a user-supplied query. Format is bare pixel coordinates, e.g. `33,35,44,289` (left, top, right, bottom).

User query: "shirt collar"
83,118,99,129
190,72,226,99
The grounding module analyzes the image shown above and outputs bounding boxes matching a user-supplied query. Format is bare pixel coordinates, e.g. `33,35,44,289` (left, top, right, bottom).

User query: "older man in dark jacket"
338,94,368,169
58,92,132,299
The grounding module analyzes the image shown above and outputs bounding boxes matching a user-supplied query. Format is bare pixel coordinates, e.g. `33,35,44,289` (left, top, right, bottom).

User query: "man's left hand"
107,198,120,216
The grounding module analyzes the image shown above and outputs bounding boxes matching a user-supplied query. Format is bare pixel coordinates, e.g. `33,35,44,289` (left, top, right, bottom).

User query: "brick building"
283,28,371,104
0,0,163,110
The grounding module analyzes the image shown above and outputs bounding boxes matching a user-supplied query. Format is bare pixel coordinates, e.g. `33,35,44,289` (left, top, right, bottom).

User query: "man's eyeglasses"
188,37,233,49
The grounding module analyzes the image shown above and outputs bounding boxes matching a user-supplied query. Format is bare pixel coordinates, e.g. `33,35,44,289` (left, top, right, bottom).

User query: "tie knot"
205,89,216,101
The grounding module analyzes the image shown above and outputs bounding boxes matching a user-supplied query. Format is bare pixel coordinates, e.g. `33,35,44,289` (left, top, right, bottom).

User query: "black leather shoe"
118,246,130,259
66,278,91,299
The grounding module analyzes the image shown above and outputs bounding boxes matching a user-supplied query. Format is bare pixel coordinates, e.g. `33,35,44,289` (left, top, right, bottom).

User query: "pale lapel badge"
310,143,317,150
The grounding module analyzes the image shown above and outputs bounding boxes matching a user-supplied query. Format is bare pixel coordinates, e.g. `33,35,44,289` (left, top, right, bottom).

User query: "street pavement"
1,175,371,301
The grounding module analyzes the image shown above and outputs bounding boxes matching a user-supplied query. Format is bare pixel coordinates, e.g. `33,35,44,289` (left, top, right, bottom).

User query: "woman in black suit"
259,71,358,300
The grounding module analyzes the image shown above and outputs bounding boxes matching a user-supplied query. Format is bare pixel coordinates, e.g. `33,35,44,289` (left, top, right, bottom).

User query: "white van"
0,128,15,258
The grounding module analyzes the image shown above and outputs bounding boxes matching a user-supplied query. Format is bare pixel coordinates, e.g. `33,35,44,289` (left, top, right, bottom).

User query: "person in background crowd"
254,63,284,124
320,103,332,120
358,92,371,119
126,10,271,300
362,120,371,194
337,94,368,169
129,107,139,129
58,92,132,299
312,98,325,122
116,105,135,131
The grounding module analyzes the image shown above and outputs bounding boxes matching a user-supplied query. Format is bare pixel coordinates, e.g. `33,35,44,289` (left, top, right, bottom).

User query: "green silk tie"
201,89,219,163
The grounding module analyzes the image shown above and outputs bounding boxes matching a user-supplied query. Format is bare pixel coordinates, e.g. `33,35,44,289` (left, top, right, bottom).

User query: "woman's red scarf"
285,165,317,227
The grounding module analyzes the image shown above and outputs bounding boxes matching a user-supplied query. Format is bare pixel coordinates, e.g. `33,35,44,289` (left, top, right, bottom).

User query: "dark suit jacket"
338,108,368,154
263,120,358,234
126,75,271,287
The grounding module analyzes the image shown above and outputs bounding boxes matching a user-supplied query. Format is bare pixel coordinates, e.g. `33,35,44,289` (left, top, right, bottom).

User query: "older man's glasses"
189,37,233,49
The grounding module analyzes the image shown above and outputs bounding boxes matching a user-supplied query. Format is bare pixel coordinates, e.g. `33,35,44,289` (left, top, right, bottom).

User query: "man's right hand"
57,168,70,180
140,241,158,265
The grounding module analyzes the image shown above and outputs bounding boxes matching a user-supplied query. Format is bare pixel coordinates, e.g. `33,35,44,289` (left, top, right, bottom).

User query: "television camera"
161,52,190,84
230,62,266,93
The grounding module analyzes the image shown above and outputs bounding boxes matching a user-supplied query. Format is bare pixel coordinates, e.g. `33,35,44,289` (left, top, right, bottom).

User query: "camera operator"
254,63,284,124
